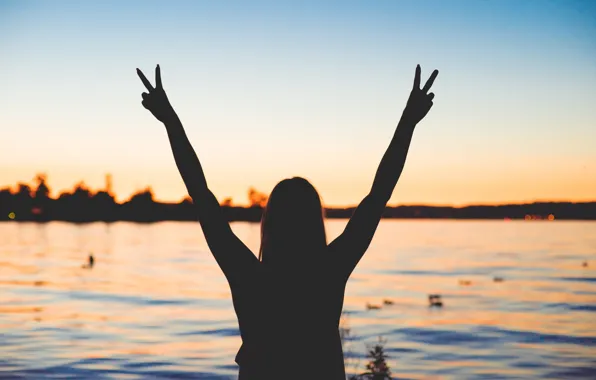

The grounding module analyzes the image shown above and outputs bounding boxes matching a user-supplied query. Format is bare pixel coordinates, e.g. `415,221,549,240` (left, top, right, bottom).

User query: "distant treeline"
1,174,595,223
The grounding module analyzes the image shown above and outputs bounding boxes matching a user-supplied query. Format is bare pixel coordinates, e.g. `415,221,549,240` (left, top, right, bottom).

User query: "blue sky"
1,0,595,205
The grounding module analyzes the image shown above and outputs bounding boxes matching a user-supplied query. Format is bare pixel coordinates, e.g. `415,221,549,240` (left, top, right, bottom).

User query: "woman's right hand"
401,64,439,125
137,64,176,123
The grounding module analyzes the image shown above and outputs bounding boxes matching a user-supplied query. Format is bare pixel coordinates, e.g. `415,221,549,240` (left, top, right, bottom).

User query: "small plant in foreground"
349,337,392,380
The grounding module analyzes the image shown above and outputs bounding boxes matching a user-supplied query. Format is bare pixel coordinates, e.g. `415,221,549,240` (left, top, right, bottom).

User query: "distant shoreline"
2,202,595,223
3,175,595,223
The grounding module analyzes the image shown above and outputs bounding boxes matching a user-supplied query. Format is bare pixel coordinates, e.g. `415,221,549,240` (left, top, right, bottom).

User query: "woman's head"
259,177,326,266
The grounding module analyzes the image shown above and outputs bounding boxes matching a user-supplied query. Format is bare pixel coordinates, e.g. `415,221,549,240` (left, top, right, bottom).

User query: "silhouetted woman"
137,64,438,379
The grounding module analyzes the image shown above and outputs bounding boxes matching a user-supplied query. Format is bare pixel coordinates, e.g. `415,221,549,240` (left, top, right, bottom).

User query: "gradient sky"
1,0,595,206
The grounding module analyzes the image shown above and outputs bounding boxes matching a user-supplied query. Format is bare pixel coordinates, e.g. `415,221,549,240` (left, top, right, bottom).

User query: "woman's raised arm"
329,65,439,278
137,65,259,285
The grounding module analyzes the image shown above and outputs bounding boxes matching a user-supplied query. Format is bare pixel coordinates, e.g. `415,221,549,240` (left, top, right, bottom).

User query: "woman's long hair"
258,177,327,266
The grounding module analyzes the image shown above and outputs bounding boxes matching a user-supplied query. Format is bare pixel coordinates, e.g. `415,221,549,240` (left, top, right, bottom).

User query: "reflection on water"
1,220,595,379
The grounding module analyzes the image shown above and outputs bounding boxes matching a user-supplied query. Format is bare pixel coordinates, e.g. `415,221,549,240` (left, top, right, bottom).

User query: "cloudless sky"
1,0,595,206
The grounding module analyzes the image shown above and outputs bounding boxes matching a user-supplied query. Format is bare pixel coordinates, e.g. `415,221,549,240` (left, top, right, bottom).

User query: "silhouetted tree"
72,181,92,199
52,182,95,222
30,174,51,220
91,190,118,222
10,183,33,220
34,174,50,200
248,187,268,207
0,175,595,222
15,183,32,199
128,187,154,204
0,188,13,218
122,187,157,222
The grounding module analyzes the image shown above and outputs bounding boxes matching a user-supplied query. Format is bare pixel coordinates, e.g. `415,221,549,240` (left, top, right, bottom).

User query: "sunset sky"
1,0,595,206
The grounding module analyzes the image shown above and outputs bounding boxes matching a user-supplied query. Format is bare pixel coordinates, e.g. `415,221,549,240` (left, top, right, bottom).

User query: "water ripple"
1,220,595,379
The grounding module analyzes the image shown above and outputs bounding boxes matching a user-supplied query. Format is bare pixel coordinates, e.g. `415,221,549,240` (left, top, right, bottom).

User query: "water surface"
1,220,595,379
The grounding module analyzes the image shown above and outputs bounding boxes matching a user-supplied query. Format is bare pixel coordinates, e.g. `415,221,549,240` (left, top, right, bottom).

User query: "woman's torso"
232,255,348,379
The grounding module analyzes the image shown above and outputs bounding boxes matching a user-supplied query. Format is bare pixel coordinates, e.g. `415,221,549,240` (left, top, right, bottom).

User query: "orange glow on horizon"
1,169,595,207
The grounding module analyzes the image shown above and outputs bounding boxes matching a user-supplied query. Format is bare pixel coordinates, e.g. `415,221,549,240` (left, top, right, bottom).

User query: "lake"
1,220,595,379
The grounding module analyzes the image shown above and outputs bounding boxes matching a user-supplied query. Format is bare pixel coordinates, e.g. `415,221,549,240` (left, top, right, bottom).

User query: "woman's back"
233,253,348,379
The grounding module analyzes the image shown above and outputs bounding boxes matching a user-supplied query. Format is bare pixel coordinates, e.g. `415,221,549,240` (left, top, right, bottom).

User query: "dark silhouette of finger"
414,65,421,89
422,69,439,93
142,92,149,101
428,92,435,101
155,64,162,89
142,100,149,109
137,68,154,92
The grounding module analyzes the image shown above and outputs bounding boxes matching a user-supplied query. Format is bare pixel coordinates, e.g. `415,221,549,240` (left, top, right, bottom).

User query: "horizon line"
2,173,595,209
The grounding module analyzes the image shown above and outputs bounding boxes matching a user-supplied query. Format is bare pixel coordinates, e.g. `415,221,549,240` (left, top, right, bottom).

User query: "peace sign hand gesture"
137,64,175,123
402,65,439,125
